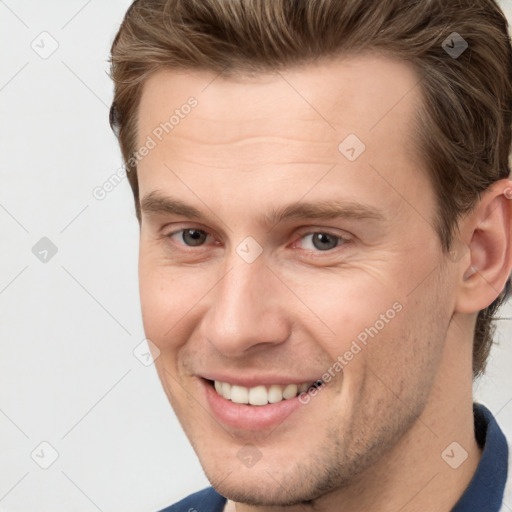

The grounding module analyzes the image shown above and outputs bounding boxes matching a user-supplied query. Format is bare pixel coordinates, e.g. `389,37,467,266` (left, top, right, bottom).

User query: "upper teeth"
213,380,315,406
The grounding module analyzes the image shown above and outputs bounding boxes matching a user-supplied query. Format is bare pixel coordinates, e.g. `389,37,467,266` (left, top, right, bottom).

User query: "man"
109,0,512,510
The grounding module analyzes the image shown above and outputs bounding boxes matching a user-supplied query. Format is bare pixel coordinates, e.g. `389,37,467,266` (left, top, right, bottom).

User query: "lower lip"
201,379,305,431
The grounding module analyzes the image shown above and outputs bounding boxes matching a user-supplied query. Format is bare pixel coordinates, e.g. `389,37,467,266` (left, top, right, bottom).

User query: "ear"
454,178,512,314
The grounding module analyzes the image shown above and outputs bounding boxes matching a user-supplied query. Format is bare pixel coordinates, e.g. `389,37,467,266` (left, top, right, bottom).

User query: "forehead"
137,53,421,142
135,54,428,219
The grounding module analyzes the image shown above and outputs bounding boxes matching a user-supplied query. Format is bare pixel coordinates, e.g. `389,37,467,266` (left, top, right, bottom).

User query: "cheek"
353,284,450,410
278,265,401,357
138,253,206,349
304,263,448,396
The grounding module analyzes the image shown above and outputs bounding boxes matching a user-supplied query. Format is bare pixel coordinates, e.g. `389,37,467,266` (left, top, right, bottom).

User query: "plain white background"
1,1,512,511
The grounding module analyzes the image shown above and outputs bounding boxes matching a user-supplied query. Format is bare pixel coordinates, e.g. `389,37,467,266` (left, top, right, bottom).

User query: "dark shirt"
159,403,509,512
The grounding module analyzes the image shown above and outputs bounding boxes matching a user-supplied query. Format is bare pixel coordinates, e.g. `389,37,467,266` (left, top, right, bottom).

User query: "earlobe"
454,179,512,314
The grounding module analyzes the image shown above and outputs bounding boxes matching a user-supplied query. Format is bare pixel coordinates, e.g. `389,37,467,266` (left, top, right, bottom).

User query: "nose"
199,255,292,357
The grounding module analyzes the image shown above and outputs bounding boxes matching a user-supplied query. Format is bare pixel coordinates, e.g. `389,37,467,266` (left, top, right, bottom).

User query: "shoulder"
500,428,512,512
157,487,226,512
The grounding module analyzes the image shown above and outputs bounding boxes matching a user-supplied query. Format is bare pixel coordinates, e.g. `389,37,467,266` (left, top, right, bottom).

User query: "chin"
208,479,316,507
200,454,344,506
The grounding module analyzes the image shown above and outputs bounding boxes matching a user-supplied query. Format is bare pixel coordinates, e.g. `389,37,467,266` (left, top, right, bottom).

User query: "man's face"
136,55,455,504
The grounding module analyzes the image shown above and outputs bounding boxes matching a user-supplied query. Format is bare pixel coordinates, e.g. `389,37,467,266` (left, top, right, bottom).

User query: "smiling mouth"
208,379,324,406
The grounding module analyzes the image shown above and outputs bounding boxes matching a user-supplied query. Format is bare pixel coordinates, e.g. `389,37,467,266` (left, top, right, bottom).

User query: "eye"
299,232,345,251
169,228,209,247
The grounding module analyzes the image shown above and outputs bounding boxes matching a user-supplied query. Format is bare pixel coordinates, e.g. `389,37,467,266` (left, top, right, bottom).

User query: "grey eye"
182,229,207,246
302,233,340,251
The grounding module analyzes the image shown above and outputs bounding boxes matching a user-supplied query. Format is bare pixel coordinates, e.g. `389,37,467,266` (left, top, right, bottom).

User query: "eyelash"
164,226,351,253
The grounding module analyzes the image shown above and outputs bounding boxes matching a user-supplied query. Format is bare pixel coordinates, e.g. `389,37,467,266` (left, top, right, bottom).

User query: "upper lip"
199,373,322,388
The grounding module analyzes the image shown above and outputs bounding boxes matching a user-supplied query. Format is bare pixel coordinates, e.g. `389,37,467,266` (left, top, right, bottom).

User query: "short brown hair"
109,0,512,377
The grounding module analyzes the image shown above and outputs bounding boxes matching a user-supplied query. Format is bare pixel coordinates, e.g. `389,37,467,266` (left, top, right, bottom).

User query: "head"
109,0,512,505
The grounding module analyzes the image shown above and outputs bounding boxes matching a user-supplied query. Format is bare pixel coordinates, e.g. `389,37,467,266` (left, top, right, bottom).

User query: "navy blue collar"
451,403,508,511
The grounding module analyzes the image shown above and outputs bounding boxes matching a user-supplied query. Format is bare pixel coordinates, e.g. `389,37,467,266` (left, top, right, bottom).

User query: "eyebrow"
141,191,202,219
263,199,386,226
140,191,386,226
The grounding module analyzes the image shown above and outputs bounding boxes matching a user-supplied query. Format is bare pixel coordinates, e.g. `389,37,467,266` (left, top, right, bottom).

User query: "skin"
135,54,512,511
